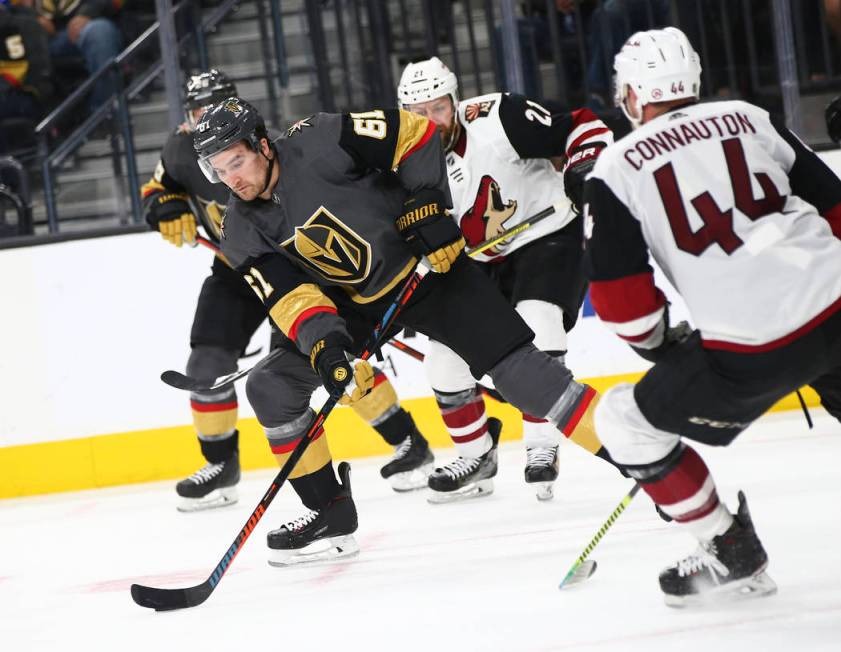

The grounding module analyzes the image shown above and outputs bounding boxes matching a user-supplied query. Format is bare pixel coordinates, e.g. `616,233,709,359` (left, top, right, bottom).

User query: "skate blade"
388,462,435,492
268,534,360,567
427,478,494,504
559,560,598,589
664,571,778,608
176,486,238,513
534,481,555,502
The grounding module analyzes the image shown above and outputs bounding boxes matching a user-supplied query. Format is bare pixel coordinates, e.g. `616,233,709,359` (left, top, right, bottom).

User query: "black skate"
176,452,240,512
267,462,359,566
427,417,501,504
524,445,559,501
380,427,435,492
659,491,777,607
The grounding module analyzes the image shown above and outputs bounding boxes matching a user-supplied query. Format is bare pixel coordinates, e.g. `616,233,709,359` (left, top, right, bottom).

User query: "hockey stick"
465,199,568,257
131,269,425,611
558,483,641,589
193,234,220,253
161,347,284,392
796,389,813,429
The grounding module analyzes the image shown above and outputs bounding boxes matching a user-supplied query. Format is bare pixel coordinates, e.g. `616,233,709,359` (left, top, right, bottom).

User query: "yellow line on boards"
0,376,820,499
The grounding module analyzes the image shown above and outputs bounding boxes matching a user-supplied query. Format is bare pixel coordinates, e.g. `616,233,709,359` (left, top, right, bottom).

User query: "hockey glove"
631,320,694,363
563,144,604,214
146,192,197,247
310,334,375,405
396,188,464,273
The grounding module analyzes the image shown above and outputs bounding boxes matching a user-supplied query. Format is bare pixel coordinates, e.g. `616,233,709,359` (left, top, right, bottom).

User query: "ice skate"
176,452,240,512
524,445,559,501
380,427,435,492
427,417,501,504
267,462,359,566
659,491,777,608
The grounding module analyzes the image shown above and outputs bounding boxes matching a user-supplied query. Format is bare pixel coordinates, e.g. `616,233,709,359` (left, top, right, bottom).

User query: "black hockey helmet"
184,69,237,111
194,97,269,182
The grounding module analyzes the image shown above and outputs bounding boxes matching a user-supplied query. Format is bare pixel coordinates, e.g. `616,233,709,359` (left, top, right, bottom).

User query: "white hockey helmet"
613,27,701,128
397,56,459,109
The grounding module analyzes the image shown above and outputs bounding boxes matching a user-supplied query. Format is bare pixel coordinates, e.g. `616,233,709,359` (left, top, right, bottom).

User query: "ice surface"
1,411,839,651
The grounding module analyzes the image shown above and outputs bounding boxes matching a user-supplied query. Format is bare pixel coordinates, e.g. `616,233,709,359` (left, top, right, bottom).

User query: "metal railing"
7,0,840,248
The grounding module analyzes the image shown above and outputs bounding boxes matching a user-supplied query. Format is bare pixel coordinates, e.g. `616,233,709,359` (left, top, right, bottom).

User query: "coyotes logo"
281,206,371,284
286,116,313,137
464,100,496,123
460,175,517,255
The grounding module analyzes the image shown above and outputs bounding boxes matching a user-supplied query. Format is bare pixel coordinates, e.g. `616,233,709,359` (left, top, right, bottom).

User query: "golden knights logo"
464,100,496,123
281,207,372,284
195,197,226,240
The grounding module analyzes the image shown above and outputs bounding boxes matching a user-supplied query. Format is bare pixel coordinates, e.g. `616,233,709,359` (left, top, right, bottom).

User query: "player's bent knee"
515,300,567,352
187,345,240,381
425,339,475,393
595,384,680,466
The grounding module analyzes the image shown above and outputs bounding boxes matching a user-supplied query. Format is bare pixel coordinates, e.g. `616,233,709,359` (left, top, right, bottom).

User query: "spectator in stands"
559,0,671,108
0,0,52,153
25,0,123,112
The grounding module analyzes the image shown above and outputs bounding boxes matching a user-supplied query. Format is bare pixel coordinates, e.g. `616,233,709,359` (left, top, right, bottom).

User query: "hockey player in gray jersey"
397,57,612,502
192,97,619,563
584,27,841,606
143,72,435,514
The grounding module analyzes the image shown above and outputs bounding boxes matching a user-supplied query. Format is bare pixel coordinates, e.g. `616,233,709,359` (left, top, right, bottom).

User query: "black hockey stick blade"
159,349,284,392
160,367,250,392
131,581,212,611
159,370,207,392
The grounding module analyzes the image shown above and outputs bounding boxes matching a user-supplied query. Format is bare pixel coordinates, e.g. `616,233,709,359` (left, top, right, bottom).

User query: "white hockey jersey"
447,92,611,262
585,99,841,352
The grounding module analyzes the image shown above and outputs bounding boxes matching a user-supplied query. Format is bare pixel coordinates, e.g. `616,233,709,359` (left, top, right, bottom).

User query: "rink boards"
0,227,823,498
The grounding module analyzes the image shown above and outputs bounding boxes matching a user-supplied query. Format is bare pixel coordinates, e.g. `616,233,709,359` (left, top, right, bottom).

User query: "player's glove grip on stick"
563,144,604,215
396,188,464,273
147,192,197,247
310,334,375,405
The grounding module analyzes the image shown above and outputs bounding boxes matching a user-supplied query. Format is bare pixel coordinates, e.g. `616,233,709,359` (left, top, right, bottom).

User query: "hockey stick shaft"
796,389,813,429
466,200,567,257
558,483,641,589
132,269,424,611
194,234,220,253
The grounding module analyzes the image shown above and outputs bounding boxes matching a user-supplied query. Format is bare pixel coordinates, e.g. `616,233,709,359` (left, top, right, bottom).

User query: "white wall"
0,232,681,447
5,148,839,447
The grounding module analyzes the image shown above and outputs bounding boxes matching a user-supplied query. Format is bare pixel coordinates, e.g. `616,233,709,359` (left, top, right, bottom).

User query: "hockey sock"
522,413,562,448
199,429,239,464
191,387,238,460
627,444,733,540
289,462,342,511
435,387,491,458
351,370,414,445
266,409,334,485
373,407,417,446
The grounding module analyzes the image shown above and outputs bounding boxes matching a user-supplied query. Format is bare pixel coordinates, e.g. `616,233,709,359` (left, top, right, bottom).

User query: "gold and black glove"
310,334,375,405
146,192,197,247
396,188,464,273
